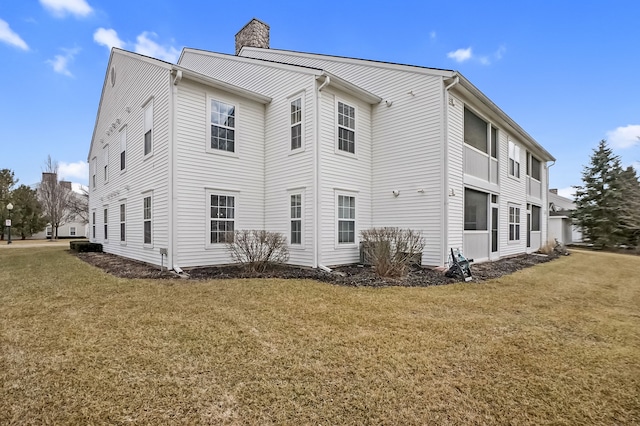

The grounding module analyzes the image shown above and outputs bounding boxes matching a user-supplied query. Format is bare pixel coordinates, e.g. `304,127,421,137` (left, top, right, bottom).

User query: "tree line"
573,139,640,249
0,157,88,241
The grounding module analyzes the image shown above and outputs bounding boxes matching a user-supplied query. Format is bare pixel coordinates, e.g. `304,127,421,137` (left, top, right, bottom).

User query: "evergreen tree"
0,169,17,240
573,140,624,248
617,166,640,247
11,185,48,240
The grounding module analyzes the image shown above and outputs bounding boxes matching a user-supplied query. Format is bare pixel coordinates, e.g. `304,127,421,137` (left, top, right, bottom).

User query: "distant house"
87,19,555,270
32,174,88,239
548,189,582,244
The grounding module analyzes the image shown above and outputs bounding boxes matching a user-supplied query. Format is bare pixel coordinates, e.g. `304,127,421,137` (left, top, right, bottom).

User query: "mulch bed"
74,250,560,287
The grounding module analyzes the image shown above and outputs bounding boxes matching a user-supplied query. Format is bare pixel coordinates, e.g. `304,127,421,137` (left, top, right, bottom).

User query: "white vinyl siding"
144,101,153,156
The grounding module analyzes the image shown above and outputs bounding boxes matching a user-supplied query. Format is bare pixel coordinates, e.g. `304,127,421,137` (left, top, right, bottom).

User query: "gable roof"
239,47,555,162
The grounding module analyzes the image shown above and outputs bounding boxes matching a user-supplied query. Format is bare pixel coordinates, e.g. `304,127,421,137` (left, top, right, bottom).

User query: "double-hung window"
509,141,521,178
143,195,152,245
210,100,236,153
70,226,76,237
144,102,153,156
509,205,521,241
120,203,126,242
91,157,96,189
337,101,356,154
290,194,302,245
337,194,356,244
291,98,302,150
103,145,109,183
210,194,235,243
91,211,96,239
103,207,108,241
120,126,127,171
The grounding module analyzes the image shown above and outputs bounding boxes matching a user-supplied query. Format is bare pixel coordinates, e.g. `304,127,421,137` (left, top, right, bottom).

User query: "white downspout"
169,69,182,271
314,74,330,269
442,75,459,266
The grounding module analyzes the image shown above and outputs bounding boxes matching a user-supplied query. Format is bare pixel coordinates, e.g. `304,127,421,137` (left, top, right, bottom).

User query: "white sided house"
87,19,554,270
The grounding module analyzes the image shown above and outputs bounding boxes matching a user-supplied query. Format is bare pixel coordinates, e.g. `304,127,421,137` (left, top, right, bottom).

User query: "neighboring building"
32,175,89,239
87,19,554,270
548,189,582,244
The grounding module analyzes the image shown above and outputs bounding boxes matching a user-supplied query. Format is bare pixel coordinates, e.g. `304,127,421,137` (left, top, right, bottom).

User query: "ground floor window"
120,203,126,242
210,194,235,244
70,227,76,236
46,226,52,237
103,207,108,241
92,211,95,239
143,196,152,245
509,205,521,241
464,188,488,230
337,194,356,244
290,194,302,245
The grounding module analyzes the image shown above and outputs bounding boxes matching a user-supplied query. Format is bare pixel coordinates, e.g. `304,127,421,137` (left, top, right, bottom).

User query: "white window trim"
143,192,153,247
143,100,154,159
119,125,127,174
335,190,357,248
508,204,521,243
119,200,127,245
69,226,76,237
206,95,239,158
205,188,239,249
289,92,305,154
335,98,357,157
508,140,521,180
288,189,305,249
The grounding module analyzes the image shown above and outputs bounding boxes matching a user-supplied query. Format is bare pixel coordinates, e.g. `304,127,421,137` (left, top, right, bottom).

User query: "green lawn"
1,246,639,424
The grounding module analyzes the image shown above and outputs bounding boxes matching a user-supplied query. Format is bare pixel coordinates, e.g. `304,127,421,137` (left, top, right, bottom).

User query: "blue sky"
1,0,639,198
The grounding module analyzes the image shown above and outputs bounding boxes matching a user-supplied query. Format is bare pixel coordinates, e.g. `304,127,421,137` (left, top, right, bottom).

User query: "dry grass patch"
1,247,639,424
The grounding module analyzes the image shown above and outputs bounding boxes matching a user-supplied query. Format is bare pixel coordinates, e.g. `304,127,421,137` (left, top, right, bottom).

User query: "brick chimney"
235,18,269,55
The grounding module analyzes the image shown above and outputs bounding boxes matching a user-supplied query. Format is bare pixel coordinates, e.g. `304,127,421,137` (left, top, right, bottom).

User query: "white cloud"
59,161,88,182
93,28,124,50
429,31,436,41
46,47,80,77
606,124,640,149
134,32,180,63
447,47,472,63
0,18,29,50
495,44,506,60
556,187,576,199
40,0,93,18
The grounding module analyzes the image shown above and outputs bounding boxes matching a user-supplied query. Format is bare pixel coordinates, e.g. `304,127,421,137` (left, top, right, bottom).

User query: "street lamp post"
6,202,13,245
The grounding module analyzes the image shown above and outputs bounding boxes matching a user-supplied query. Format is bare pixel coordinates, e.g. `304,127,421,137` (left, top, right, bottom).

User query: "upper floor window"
490,126,498,159
337,194,356,244
508,140,521,178
527,153,541,181
91,157,96,189
464,108,488,154
120,126,127,171
144,102,153,156
291,98,302,150
211,99,235,153
103,144,109,183
337,101,355,154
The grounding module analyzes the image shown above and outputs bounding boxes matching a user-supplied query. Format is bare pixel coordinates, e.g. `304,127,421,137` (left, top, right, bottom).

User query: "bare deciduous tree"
39,156,74,240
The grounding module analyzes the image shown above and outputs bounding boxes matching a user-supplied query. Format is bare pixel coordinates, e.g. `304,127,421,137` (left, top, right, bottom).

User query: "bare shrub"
539,240,556,255
360,227,425,278
226,230,289,273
